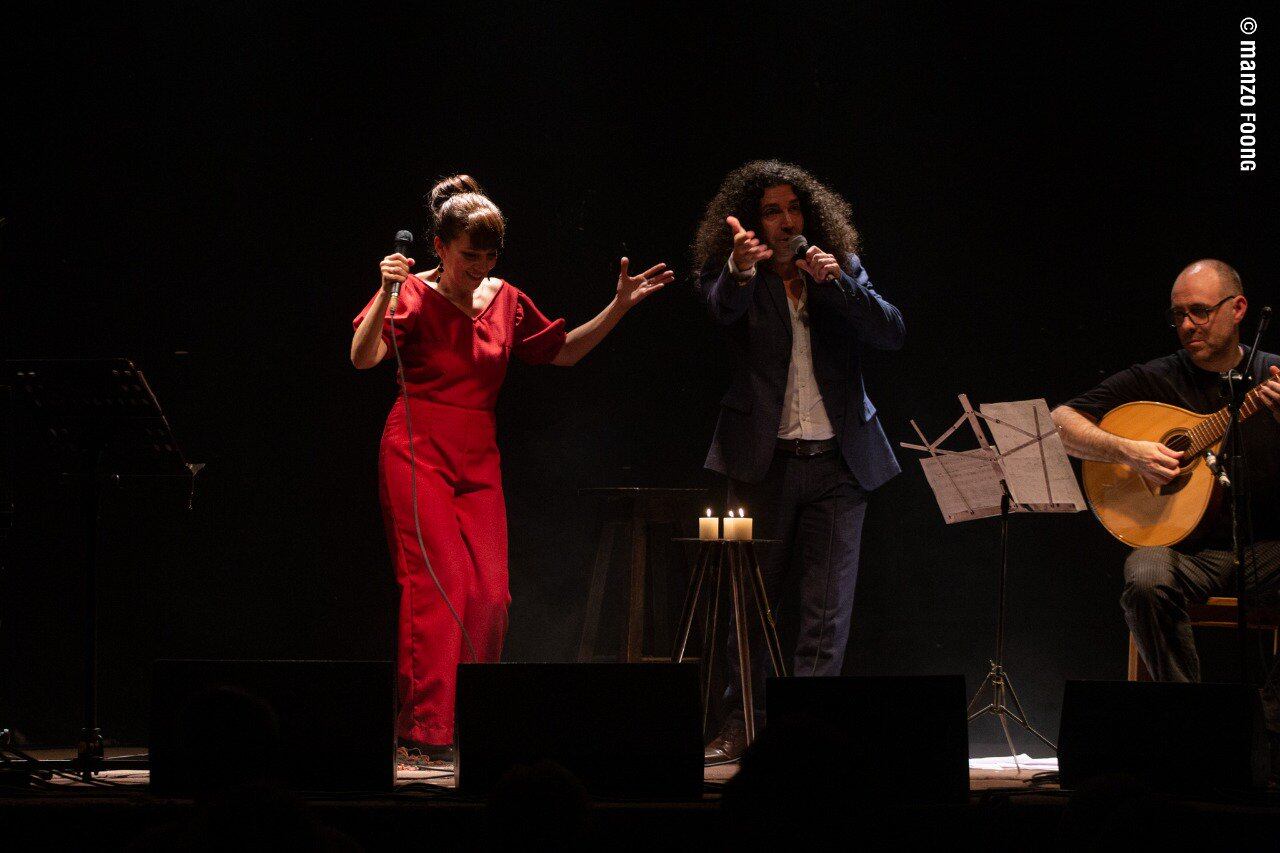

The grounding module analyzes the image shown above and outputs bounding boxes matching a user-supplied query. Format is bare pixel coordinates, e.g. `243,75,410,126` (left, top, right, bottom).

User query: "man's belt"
775,437,838,457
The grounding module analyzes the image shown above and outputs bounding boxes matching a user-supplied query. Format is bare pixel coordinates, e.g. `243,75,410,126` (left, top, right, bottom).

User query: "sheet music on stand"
907,396,1085,524
918,450,1006,525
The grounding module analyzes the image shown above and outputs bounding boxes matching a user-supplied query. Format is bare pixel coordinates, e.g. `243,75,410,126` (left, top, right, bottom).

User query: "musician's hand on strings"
1258,365,1280,425
1125,440,1183,489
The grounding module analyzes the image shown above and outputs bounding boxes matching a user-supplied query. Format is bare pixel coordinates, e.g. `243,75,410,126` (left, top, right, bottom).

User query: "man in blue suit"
694,160,905,763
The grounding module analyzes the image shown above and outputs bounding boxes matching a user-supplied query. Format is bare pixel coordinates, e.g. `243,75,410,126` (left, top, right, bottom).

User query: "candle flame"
706,508,712,517
738,508,745,517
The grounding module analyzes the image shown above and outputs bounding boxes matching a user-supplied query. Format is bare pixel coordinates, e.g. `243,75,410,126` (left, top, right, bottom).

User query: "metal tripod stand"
967,489,1056,764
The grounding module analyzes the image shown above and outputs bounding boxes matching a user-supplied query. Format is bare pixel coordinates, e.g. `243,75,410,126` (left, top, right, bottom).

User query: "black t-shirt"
1064,347,1280,544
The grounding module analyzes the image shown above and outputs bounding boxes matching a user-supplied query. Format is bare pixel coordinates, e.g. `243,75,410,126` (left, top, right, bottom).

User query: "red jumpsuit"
354,274,566,746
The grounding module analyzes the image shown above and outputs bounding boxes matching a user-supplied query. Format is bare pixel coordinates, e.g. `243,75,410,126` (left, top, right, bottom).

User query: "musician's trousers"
722,450,869,727
1122,540,1280,729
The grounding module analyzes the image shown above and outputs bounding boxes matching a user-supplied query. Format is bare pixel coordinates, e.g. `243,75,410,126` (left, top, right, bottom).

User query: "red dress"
354,274,565,745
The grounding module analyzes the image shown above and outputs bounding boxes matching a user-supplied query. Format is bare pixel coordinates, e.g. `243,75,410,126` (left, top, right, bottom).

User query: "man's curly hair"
691,160,861,275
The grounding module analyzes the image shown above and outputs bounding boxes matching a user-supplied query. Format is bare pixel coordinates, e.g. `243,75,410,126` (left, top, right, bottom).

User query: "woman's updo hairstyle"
425,174,505,256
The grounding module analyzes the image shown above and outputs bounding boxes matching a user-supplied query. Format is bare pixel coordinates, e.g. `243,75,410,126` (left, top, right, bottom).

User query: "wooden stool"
576,487,708,663
1127,596,1280,681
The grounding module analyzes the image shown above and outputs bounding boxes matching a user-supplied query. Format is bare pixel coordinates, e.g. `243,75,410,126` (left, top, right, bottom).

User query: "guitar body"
1081,401,1222,548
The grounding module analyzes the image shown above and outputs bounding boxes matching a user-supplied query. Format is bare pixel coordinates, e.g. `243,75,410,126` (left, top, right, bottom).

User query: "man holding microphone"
693,160,905,763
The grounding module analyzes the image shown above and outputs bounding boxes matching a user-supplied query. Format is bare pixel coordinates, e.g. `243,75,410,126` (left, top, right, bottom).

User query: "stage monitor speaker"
150,659,395,793
1058,680,1269,792
764,675,970,803
455,662,702,799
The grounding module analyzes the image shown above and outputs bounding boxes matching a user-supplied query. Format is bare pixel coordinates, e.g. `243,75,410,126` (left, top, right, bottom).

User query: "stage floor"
19,747,1059,792
6,749,1279,849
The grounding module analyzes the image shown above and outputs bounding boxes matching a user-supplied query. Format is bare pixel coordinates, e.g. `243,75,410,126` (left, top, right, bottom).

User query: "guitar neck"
1187,385,1267,455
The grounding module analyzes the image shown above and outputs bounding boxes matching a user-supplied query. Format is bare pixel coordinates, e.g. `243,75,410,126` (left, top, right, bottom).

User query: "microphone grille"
394,230,414,244
787,234,808,260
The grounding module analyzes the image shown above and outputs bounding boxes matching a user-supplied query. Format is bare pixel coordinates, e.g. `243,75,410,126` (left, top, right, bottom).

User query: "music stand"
902,395,1085,764
0,359,201,780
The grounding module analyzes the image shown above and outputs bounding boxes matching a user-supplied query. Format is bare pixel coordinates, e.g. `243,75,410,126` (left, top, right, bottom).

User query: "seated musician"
1051,259,1280,722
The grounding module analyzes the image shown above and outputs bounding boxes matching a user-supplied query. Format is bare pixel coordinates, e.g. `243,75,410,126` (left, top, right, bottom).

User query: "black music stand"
902,395,1085,765
0,359,200,780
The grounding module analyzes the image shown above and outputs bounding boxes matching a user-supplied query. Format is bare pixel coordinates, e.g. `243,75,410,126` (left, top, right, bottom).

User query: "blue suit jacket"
700,254,904,489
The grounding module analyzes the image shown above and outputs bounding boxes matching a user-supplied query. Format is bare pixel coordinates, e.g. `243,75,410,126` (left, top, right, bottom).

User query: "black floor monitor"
764,674,970,803
455,662,702,799
1058,680,1269,792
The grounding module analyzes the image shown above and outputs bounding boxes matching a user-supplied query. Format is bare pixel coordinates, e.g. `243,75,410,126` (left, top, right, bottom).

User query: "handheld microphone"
388,230,414,313
786,234,839,282
787,234,809,262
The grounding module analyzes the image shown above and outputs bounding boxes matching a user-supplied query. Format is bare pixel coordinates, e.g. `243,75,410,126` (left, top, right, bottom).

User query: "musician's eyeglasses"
1166,295,1235,328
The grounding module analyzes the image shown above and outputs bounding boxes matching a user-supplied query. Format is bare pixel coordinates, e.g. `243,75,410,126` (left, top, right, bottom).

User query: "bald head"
1174,259,1243,298
1169,258,1248,369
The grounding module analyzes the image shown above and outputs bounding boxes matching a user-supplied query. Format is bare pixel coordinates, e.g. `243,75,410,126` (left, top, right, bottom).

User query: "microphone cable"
387,263,478,665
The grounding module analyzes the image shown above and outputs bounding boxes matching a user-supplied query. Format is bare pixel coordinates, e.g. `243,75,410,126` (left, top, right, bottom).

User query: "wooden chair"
576,487,708,664
1128,596,1280,680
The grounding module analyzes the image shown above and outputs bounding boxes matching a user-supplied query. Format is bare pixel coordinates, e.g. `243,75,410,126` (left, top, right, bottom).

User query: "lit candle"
722,511,738,541
699,508,719,541
737,507,752,540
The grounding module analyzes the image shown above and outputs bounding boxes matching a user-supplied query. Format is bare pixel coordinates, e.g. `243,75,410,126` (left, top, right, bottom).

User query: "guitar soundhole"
1157,429,1198,496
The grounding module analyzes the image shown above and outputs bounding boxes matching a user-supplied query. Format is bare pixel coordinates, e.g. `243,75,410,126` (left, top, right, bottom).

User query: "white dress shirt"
777,281,835,440
726,256,835,441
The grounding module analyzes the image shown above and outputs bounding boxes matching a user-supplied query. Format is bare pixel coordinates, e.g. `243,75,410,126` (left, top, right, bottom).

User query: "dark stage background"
1,3,1271,754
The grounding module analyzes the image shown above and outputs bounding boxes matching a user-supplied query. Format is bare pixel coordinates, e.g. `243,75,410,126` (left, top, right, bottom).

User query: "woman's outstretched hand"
551,257,675,367
616,257,675,308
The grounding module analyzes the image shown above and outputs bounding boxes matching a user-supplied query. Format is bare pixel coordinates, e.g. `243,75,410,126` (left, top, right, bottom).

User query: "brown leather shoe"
704,721,748,765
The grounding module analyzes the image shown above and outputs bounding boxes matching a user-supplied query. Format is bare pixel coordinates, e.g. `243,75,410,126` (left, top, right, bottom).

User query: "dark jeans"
1122,540,1280,729
722,449,869,727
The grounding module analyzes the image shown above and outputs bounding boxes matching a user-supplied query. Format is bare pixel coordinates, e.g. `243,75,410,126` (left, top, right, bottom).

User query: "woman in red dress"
350,175,672,758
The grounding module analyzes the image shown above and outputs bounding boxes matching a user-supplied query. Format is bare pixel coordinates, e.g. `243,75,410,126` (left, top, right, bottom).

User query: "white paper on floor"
968,754,1058,771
